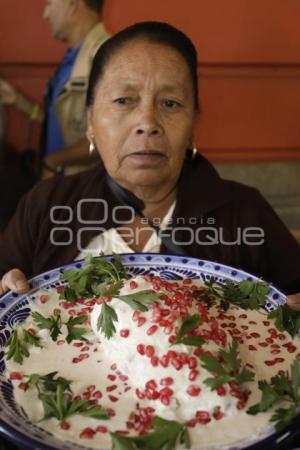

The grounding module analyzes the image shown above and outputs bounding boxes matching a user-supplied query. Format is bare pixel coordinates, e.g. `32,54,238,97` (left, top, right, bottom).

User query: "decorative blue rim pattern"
0,253,298,450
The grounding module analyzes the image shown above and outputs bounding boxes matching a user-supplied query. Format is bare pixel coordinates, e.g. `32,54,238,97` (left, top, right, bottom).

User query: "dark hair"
86,21,199,110
83,0,104,13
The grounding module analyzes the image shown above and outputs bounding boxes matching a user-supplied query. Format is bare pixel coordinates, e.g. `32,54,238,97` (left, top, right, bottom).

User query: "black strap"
106,175,187,256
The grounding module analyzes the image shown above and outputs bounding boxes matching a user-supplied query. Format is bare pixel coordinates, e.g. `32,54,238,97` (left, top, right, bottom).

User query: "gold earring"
89,142,95,155
186,146,198,161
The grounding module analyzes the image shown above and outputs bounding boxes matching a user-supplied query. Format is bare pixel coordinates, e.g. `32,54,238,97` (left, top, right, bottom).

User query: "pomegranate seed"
265,337,274,344
72,357,80,364
239,314,247,319
56,339,65,346
130,280,138,289
18,382,28,391
288,345,296,353
160,387,173,397
171,358,183,371
160,355,169,367
27,328,36,336
188,357,197,369
271,349,281,355
265,360,276,366
107,408,116,417
237,400,246,410
106,385,117,392
137,317,146,327
213,409,225,420
79,353,89,360
167,350,177,359
196,410,211,424
278,333,286,340
10,372,22,380
108,374,116,381
82,392,91,400
108,395,119,402
147,325,158,335
263,321,270,326
151,356,159,367
137,344,145,355
80,428,95,439
275,358,285,363
87,385,96,393
56,286,63,294
73,342,84,347
96,425,108,433
146,379,157,390
168,335,176,344
160,377,174,386
187,385,201,396
217,386,226,396
145,345,155,357
120,329,130,338
136,389,145,399
40,294,48,304
259,342,268,347
80,346,90,352
60,421,71,430
248,345,257,351
160,395,171,405
132,310,140,321
93,390,102,399
188,370,199,381
187,418,197,427
250,332,260,338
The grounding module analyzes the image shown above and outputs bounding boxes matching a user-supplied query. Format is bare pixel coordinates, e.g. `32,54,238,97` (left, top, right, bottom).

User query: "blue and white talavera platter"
0,253,298,450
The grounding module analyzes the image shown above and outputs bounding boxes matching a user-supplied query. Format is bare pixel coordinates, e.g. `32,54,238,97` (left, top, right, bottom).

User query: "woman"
0,21,300,311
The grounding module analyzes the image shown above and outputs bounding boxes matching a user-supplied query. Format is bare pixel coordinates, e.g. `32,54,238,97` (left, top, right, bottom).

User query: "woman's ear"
86,109,94,143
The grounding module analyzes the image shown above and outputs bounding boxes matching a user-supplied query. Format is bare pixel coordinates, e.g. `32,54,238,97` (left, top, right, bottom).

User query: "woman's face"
87,39,196,191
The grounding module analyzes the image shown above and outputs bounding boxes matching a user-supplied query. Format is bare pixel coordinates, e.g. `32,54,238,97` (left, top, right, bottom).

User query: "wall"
1,0,300,161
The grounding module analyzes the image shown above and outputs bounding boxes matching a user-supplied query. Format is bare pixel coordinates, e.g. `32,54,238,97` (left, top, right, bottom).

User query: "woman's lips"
126,151,166,165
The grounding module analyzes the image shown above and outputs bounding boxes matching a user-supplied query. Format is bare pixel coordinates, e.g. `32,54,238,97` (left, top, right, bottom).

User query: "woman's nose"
135,106,163,136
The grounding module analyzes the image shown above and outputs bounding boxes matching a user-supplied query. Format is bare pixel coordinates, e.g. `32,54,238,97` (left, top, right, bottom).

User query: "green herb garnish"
200,340,255,390
111,416,190,450
247,360,300,431
267,304,300,338
174,314,205,347
97,302,118,339
32,312,88,343
5,328,42,365
26,372,108,422
59,255,129,302
32,312,62,341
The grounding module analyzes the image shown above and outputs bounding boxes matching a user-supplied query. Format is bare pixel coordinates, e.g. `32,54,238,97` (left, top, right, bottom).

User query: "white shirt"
76,202,176,259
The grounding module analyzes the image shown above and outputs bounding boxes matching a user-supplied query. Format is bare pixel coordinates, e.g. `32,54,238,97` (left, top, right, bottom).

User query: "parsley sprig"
200,340,255,390
267,304,300,338
5,328,42,365
97,290,161,339
111,416,190,450
247,359,300,431
174,314,205,347
32,312,88,343
26,372,108,422
195,278,269,312
59,255,129,302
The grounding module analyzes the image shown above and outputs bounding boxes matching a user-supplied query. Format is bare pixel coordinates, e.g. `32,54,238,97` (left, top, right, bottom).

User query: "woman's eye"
162,99,181,109
113,97,131,105
113,97,128,105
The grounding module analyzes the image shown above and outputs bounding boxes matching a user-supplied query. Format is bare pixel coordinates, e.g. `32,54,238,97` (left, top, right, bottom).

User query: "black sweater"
1,155,299,294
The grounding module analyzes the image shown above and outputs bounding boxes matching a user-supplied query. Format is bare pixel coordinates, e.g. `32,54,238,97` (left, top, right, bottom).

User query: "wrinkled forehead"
100,39,193,88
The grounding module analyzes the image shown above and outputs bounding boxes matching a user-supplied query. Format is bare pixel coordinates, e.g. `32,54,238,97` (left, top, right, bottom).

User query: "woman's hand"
287,293,300,312
0,269,30,295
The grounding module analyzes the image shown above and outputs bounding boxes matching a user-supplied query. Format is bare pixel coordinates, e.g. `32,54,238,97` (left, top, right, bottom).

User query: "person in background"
0,0,110,177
